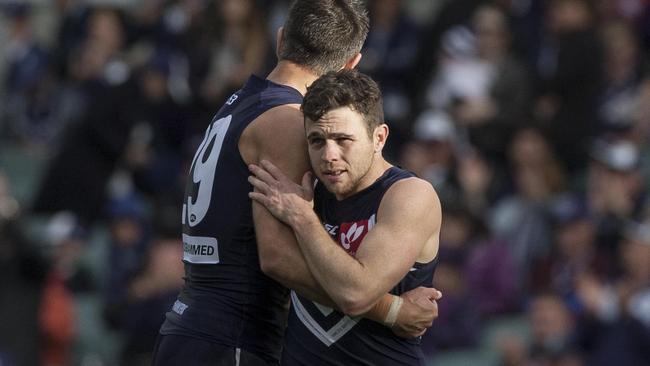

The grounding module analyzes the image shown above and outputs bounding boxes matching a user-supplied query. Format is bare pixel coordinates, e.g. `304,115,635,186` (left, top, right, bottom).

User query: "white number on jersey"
183,115,232,227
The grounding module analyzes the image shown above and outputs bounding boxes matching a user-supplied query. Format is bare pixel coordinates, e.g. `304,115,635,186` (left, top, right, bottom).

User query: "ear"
342,53,362,70
276,27,284,57
374,124,389,153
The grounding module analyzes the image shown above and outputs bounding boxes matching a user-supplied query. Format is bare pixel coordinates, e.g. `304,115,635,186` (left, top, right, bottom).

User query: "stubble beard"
328,153,376,199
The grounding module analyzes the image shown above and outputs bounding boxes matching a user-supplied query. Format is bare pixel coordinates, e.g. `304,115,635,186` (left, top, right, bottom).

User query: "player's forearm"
291,211,378,315
257,236,334,306
256,205,399,320
254,203,337,306
264,239,400,323
263,242,337,307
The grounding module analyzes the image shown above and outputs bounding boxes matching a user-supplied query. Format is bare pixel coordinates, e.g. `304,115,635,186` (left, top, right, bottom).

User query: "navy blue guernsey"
160,75,303,363
282,167,439,366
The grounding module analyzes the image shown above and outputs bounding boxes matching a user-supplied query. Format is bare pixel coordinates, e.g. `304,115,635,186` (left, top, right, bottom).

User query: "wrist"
365,293,395,323
289,207,319,229
383,296,404,328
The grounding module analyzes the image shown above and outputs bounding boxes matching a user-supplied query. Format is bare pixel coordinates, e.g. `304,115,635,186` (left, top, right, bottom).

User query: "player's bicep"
242,105,311,271
246,105,310,183
250,106,311,243
356,179,440,294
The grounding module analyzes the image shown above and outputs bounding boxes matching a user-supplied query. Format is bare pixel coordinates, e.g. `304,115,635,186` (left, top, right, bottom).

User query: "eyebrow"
307,132,354,140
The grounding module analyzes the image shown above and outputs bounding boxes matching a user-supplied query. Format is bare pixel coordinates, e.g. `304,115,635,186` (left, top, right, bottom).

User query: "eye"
336,137,352,145
308,137,325,146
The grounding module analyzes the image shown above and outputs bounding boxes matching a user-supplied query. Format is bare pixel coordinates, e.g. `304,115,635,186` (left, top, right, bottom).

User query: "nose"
321,140,340,163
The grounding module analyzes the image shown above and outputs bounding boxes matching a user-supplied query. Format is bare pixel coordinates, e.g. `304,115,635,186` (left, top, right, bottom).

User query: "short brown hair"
302,70,384,136
280,0,369,75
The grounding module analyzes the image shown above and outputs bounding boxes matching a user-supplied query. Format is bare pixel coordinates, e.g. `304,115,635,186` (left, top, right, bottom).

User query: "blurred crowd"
0,0,649,365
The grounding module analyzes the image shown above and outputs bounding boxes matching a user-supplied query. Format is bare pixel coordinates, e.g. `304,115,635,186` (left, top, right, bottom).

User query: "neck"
368,156,392,182
266,61,319,96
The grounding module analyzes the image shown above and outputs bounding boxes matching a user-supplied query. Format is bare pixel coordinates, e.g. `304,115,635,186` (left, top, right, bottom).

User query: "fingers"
426,287,443,301
432,288,443,300
416,286,443,301
248,191,270,206
401,325,428,338
248,163,277,186
248,175,271,194
430,301,439,320
301,171,314,192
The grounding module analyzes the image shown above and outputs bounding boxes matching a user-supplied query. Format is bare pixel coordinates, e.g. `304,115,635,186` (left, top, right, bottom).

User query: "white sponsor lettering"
324,223,338,236
182,234,219,264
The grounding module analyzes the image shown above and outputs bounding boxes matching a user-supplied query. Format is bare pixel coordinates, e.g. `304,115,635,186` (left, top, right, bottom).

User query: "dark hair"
280,0,369,75
302,70,384,136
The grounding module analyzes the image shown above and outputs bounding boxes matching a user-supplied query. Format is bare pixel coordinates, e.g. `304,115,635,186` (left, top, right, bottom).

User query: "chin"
322,181,349,196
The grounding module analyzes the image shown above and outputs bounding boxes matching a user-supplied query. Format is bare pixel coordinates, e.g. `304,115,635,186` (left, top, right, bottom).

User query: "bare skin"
236,26,441,337
249,106,442,336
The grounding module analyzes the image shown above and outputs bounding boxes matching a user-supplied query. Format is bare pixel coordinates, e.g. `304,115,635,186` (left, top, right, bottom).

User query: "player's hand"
248,160,315,225
391,287,442,338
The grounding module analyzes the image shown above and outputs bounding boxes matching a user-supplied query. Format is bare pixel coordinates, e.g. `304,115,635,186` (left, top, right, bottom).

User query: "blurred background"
0,0,649,365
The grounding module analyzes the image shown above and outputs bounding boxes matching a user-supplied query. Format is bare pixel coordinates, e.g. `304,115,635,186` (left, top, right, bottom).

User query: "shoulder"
379,176,441,226
240,103,309,178
240,104,303,154
386,176,439,205
249,104,305,154
250,103,302,132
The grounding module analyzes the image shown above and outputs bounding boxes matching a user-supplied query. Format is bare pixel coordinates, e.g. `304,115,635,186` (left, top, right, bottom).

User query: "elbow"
258,247,285,280
259,254,283,280
259,258,275,277
337,291,376,317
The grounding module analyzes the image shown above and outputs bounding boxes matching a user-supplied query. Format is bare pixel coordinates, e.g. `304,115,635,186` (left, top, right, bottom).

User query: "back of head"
280,0,369,75
302,70,383,136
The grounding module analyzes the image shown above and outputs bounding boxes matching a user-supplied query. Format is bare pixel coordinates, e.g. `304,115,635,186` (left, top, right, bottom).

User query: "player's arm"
240,105,334,305
294,179,440,315
249,163,441,316
242,108,440,335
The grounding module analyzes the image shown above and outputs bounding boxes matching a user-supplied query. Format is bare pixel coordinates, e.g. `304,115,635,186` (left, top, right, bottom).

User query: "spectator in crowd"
425,4,531,168
359,0,423,157
198,0,269,107
587,139,646,257
490,127,567,290
537,195,610,308
31,6,134,224
400,110,459,204
422,205,481,354
534,0,604,173
0,170,44,366
575,220,650,366
464,216,520,317
0,4,64,147
124,50,190,200
39,212,91,366
104,195,150,329
598,19,645,133
111,235,183,366
498,293,583,366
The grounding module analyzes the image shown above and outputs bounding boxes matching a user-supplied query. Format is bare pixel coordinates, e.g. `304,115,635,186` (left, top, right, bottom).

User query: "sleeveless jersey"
160,75,303,363
282,167,439,366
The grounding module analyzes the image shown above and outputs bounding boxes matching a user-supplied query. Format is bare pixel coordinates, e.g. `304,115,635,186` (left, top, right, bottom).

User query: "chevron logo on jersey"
338,214,376,256
291,291,360,347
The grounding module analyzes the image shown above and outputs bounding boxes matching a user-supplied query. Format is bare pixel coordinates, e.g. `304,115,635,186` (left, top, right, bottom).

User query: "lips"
322,169,346,183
